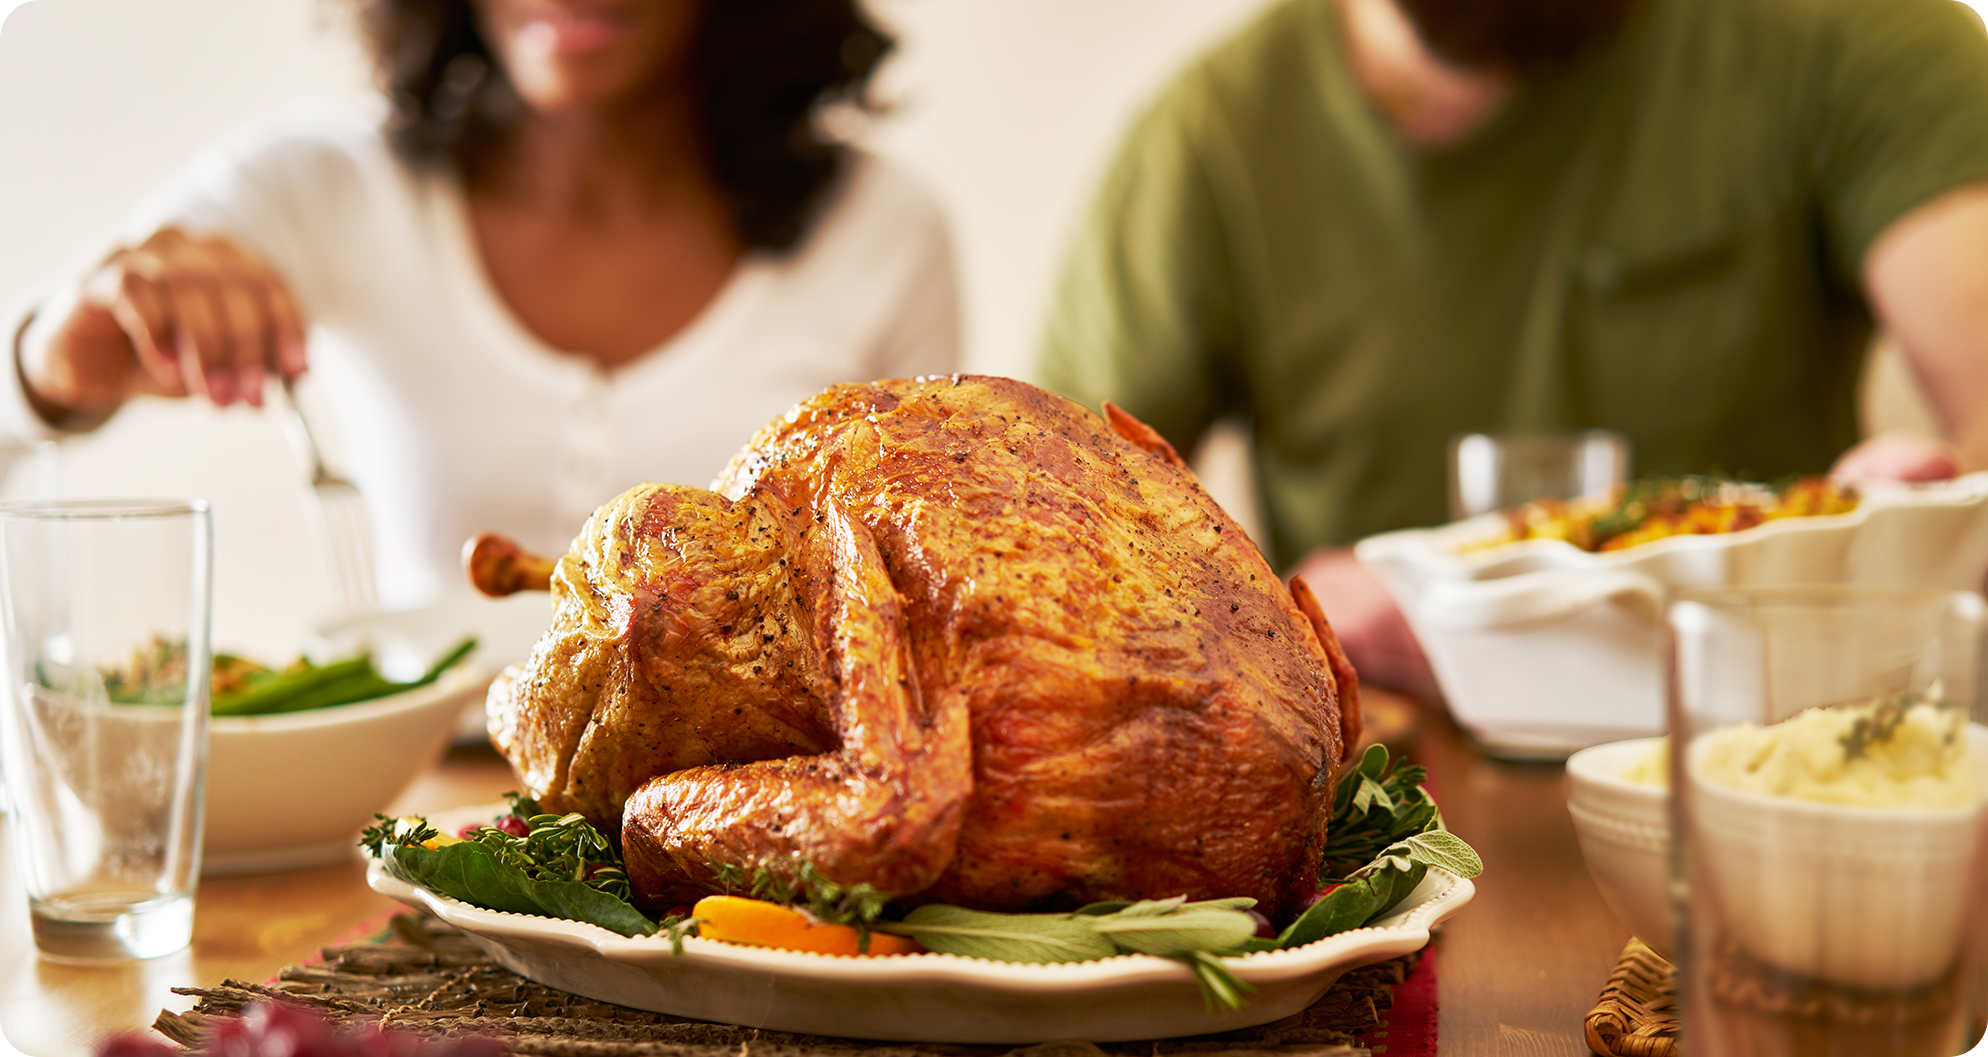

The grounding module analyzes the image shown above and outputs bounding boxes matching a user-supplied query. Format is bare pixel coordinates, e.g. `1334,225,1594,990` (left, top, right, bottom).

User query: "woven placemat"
1584,938,1678,1057
155,913,1419,1057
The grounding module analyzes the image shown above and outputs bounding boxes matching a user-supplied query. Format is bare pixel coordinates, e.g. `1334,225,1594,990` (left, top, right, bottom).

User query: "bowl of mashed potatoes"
1686,699,1988,990
1566,736,1672,957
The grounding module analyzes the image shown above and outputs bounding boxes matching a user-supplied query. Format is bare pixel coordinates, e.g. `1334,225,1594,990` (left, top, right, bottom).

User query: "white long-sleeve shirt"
6,101,961,607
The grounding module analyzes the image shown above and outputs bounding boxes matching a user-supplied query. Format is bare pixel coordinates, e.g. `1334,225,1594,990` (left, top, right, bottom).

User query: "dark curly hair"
349,0,891,250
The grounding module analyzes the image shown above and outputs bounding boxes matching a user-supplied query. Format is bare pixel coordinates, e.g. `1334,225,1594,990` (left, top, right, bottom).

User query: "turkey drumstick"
465,532,555,596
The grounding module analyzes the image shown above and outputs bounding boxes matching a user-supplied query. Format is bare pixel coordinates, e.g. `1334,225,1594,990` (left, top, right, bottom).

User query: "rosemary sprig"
1839,691,1930,761
467,793,635,901
360,814,438,851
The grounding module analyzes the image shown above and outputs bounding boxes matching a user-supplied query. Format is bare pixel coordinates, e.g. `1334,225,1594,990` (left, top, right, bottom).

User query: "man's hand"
1829,430,1958,484
1288,547,1439,700
18,228,307,426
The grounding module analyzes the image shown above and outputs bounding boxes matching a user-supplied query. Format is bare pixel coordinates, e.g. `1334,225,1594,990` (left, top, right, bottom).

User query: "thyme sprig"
1839,690,1938,761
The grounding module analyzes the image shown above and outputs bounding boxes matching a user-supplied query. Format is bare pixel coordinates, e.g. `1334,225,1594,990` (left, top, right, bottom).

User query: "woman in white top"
8,0,959,607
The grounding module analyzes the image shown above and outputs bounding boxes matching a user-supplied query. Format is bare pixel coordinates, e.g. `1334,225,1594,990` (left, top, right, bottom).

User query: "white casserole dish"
1354,473,1988,757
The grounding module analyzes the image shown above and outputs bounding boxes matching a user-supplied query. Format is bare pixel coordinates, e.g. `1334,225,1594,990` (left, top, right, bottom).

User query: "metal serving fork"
278,375,377,608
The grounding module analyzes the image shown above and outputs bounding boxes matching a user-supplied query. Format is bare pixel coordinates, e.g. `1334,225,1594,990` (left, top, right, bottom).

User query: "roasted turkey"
478,375,1361,919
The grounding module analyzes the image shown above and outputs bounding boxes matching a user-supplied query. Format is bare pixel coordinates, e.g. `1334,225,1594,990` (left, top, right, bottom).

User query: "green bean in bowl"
100,635,478,716
210,637,478,716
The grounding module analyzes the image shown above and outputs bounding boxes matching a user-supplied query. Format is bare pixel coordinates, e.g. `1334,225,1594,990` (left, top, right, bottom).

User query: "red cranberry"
496,816,531,838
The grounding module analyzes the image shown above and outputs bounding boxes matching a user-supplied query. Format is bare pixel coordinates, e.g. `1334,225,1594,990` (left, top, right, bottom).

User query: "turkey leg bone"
465,532,555,596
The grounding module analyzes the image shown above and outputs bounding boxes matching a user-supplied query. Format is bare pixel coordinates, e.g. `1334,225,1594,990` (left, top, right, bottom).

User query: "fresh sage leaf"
1113,896,1189,918
875,905,1117,962
1400,829,1483,879
1090,906,1262,956
1186,896,1258,911
1348,774,1392,817
1365,862,1429,923
1179,949,1257,1013
1319,745,1450,881
1275,877,1386,949
384,841,657,938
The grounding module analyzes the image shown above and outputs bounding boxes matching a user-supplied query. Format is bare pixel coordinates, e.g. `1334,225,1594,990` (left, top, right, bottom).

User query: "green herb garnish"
1266,830,1482,950
877,747,1480,1012
713,859,892,944
875,896,1262,1012
1839,691,1925,761
369,745,1481,1016
1319,743,1441,880
361,795,657,938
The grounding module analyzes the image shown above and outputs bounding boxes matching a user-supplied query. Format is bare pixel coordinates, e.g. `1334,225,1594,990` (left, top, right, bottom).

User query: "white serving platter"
367,803,1472,1043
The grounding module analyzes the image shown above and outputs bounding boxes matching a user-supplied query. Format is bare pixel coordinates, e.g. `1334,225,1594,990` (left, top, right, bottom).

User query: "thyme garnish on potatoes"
1839,691,1924,761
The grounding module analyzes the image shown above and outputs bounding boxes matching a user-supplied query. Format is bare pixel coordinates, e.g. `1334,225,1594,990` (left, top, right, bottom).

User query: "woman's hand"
17,228,307,426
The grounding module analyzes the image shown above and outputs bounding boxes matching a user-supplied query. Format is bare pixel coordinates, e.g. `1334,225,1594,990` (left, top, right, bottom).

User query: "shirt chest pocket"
1567,215,1790,444
1577,217,1745,299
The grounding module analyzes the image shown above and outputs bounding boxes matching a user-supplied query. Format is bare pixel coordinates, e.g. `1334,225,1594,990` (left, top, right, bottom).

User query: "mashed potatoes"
1620,739,1670,788
1692,697,1974,810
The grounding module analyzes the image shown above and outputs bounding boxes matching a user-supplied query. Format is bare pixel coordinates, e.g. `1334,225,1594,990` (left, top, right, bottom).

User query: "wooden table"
0,693,1630,1056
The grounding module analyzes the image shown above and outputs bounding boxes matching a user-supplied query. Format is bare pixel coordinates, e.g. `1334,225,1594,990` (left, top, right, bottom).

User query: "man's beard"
1393,0,1641,75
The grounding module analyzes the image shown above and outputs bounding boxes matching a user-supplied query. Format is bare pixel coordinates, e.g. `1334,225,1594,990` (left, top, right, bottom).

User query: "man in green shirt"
1036,0,1988,693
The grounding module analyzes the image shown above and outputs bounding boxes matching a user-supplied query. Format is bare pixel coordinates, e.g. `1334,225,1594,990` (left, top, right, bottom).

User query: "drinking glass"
0,499,212,961
1447,430,1629,520
1667,585,1988,1057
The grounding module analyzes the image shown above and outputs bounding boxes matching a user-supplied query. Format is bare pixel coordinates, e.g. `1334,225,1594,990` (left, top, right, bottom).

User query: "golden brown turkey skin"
488,376,1356,919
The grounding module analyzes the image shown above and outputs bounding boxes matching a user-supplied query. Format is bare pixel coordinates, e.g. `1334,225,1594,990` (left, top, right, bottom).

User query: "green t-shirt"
1035,0,1988,569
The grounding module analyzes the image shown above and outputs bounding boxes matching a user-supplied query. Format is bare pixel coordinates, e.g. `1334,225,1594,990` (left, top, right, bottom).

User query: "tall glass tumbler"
1668,586,1988,1057
0,500,212,961
1447,430,1629,520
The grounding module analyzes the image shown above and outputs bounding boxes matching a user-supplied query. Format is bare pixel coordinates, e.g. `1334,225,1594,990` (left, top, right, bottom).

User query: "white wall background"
0,0,1277,658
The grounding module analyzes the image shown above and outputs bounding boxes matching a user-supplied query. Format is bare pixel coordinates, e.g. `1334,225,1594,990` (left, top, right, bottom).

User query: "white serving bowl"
1565,737,1672,958
1686,725,1988,990
202,664,486,875
1356,474,1988,756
